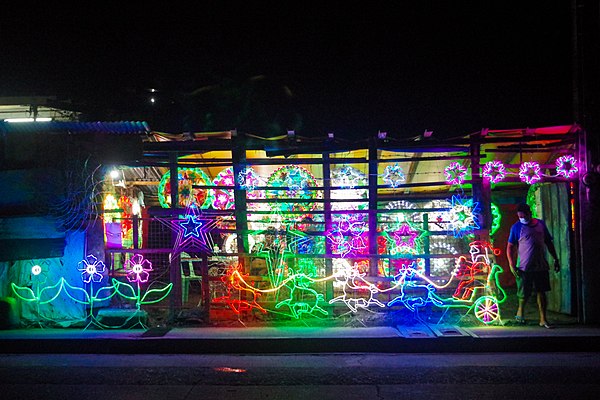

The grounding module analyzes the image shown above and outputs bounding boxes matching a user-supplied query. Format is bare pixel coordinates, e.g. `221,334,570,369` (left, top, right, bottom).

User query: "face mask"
519,218,530,224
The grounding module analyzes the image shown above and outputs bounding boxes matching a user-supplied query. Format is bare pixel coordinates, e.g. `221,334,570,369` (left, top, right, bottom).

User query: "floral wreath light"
444,162,467,185
382,163,406,188
519,161,541,184
482,160,506,184
555,155,578,179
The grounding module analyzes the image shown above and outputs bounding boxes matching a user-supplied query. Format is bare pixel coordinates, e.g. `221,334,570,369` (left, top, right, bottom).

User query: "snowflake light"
448,195,480,237
332,165,366,190
237,166,263,193
482,160,506,184
519,161,541,184
444,162,467,185
555,155,578,178
382,163,406,188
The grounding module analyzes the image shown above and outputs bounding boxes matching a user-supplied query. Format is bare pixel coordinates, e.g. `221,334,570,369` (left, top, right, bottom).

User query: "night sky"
0,2,574,139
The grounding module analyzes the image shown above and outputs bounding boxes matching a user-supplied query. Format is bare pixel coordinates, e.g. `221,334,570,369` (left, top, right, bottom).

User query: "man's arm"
546,238,560,272
542,220,560,272
506,242,518,277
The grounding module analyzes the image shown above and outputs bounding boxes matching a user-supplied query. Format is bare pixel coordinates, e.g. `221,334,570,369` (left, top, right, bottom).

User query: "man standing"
507,203,560,328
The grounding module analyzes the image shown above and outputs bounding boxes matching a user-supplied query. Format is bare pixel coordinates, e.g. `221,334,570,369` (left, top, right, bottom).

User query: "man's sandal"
514,316,526,325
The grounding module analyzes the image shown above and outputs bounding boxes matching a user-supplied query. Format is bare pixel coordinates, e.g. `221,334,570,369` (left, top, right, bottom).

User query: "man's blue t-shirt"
508,219,553,272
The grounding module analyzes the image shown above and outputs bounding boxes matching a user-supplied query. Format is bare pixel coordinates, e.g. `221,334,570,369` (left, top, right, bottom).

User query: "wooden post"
368,135,379,276
169,152,182,319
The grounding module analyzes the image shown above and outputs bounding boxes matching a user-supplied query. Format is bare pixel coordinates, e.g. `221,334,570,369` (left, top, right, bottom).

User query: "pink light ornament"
519,161,541,184
482,160,506,183
555,155,578,178
444,162,467,185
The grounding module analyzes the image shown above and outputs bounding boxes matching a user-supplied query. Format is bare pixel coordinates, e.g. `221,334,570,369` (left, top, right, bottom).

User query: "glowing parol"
444,162,467,185
266,165,320,212
519,161,541,184
158,168,213,209
212,167,236,210
382,163,406,188
482,161,506,184
448,195,480,237
555,155,578,178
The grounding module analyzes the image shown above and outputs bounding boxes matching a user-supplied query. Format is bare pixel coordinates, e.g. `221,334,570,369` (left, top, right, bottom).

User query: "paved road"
1,353,599,399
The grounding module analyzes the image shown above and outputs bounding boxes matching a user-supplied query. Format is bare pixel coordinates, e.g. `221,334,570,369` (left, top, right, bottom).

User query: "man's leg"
537,291,548,325
516,296,527,319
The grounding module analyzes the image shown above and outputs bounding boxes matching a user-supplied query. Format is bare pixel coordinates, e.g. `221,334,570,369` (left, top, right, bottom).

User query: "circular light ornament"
555,155,578,179
158,168,213,209
519,161,542,184
31,265,42,276
482,160,506,184
266,165,320,212
444,162,467,185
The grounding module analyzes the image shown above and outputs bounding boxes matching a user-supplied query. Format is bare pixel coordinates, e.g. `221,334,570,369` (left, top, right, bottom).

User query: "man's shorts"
516,270,551,299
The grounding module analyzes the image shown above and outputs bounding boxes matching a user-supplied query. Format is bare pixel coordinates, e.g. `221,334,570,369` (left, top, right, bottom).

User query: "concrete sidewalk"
2,321,600,354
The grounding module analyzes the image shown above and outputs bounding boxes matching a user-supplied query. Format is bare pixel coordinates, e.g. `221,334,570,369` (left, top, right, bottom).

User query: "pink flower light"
124,254,153,283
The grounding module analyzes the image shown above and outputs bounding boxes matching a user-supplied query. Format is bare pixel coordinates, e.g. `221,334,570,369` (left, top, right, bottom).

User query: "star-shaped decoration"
382,164,406,188
156,205,217,254
392,223,420,249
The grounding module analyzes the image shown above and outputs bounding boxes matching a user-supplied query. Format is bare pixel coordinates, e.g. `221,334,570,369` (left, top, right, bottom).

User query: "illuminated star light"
237,166,264,195
157,206,217,254
124,254,153,283
382,164,406,188
332,165,366,190
444,162,467,185
555,155,579,179
519,161,542,184
78,254,106,283
482,160,506,184
448,195,480,237
392,223,421,249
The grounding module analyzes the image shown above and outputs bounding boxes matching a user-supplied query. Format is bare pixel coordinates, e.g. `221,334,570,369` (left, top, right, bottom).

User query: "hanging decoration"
211,167,236,210
555,155,579,178
382,163,406,188
444,162,467,185
482,160,506,184
266,165,320,213
447,195,480,237
519,161,542,184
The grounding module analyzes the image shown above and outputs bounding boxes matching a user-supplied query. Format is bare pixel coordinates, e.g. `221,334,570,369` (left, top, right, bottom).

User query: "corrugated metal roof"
0,121,151,135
